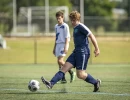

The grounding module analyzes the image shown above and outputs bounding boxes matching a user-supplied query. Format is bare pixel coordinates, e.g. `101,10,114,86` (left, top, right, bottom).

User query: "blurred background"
0,0,130,64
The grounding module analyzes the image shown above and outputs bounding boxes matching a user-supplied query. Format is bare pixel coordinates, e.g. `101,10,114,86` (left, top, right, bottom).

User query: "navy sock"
85,74,97,85
50,71,64,85
59,68,65,80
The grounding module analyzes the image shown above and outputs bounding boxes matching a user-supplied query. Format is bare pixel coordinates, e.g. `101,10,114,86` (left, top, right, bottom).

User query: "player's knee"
57,59,63,64
77,72,87,80
77,73,84,79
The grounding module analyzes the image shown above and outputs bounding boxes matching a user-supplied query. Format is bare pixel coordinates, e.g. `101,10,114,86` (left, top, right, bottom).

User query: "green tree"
0,0,72,34
84,0,117,33
16,0,72,15
124,0,130,17
118,0,130,31
0,0,12,34
84,0,116,16
16,0,72,32
0,0,12,12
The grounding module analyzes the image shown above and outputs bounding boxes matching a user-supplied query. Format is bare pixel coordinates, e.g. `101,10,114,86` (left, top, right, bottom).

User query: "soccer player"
52,11,75,83
41,11,101,92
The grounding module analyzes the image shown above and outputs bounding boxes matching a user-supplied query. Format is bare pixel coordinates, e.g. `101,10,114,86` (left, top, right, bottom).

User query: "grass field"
0,37,130,64
0,64,130,100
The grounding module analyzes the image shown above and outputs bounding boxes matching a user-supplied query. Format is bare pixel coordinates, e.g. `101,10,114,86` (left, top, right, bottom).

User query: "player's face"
56,16,64,25
70,19,79,27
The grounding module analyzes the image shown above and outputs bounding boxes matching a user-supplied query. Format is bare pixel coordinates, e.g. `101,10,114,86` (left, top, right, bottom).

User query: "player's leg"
41,62,73,89
55,44,67,83
68,69,76,83
76,70,101,92
59,43,76,82
41,52,75,89
57,56,67,83
51,62,73,86
75,53,101,92
76,70,98,85
58,56,76,83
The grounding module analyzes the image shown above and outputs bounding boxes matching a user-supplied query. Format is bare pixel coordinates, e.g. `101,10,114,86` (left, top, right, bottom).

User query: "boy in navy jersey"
41,11,101,92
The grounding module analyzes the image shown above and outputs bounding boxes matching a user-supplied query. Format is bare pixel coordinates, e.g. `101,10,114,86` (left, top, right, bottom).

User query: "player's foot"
93,79,101,92
41,76,52,89
70,72,76,83
61,78,67,84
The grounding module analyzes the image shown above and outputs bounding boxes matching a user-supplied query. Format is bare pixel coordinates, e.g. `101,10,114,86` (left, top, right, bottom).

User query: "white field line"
0,88,130,96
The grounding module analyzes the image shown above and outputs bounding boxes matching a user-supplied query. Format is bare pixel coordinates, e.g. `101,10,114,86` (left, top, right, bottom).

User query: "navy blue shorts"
66,51,90,70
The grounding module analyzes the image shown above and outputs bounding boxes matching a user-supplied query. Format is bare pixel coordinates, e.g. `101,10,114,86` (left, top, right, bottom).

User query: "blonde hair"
69,11,80,21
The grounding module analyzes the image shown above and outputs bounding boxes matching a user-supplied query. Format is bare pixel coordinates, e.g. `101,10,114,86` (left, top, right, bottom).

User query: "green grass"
0,64,130,100
0,37,130,64
91,40,130,63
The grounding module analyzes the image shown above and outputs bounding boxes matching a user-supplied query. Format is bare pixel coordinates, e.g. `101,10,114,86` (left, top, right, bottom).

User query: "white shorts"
55,43,69,57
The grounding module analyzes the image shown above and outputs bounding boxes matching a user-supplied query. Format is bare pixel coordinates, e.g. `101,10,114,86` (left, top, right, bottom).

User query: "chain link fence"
0,16,130,36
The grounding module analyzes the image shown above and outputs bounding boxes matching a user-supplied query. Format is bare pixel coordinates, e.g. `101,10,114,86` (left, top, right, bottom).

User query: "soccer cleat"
93,79,101,92
70,72,76,83
41,76,52,89
61,78,67,84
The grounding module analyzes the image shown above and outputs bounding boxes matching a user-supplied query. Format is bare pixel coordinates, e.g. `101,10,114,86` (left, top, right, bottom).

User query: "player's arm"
53,42,56,55
53,25,57,56
64,24,70,54
64,37,69,54
88,33,100,57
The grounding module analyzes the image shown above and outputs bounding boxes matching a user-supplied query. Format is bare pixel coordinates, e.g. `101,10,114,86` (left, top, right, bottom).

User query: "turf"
0,64,130,100
0,37,130,64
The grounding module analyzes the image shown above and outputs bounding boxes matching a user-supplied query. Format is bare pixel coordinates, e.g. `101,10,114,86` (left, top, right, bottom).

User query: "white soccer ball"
28,80,40,92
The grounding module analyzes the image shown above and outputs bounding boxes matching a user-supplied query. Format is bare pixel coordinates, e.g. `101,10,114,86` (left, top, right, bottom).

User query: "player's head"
69,11,80,27
56,11,64,25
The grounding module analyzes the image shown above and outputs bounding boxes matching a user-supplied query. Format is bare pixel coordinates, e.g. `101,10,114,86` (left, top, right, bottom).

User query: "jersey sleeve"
54,24,57,35
64,24,70,38
80,24,92,36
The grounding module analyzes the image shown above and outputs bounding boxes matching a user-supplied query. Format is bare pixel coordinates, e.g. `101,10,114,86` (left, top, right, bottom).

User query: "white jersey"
55,23,70,43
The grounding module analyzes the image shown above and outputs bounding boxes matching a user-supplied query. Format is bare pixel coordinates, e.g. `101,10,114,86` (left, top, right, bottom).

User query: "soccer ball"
28,80,40,92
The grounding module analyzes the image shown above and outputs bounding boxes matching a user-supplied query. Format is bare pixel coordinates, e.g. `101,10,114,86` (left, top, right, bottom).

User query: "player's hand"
64,49,68,54
94,49,100,57
53,49,55,55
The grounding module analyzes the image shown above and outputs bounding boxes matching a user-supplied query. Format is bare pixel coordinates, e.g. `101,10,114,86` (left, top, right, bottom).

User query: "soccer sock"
59,67,65,80
50,71,65,85
85,74,97,85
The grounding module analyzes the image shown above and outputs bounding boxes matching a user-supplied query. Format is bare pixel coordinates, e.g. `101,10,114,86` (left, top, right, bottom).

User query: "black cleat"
41,76,52,89
93,79,101,92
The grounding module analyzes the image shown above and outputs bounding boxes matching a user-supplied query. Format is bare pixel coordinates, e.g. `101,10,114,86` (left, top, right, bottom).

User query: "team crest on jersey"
74,29,78,33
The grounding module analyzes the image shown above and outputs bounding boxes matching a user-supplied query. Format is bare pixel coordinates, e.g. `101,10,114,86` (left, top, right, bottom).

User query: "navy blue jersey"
73,23,92,54
66,23,92,69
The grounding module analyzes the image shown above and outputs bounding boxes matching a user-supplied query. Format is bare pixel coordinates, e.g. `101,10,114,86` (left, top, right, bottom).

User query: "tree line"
0,0,129,34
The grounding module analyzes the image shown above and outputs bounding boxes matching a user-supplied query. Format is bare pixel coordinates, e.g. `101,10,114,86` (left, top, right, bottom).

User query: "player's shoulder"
62,23,69,27
58,23,69,29
78,23,87,28
78,23,90,31
55,24,59,28
63,22,68,25
78,23,92,34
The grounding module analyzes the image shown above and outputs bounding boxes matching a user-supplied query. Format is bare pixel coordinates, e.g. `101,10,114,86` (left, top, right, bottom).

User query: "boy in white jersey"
53,11,75,83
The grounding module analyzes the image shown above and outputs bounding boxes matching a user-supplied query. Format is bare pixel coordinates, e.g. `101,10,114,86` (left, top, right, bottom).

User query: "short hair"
56,11,64,17
69,11,80,21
